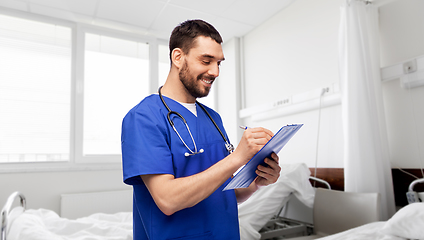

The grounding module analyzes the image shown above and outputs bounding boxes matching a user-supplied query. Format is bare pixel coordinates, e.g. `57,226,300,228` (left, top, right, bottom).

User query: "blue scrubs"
121,94,240,240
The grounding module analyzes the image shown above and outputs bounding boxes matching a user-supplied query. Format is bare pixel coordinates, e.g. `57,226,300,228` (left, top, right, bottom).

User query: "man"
121,19,281,240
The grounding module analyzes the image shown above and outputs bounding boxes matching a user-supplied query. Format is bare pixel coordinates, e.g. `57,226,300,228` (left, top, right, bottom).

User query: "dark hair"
169,19,222,62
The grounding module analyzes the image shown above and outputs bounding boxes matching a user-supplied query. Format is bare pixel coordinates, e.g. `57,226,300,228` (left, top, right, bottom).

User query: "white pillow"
381,202,424,239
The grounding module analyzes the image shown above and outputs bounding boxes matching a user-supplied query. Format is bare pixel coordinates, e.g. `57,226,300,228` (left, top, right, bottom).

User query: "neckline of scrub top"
177,101,197,116
153,93,198,117
156,93,200,118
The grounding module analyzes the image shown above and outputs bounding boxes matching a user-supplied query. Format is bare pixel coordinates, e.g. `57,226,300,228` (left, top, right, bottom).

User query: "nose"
208,63,220,77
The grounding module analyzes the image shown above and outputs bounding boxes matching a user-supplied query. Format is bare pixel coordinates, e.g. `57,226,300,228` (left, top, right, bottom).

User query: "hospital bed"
289,178,424,240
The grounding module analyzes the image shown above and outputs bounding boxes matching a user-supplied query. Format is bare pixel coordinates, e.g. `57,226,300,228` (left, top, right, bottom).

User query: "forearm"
235,182,259,204
236,153,281,203
142,127,274,216
141,153,242,215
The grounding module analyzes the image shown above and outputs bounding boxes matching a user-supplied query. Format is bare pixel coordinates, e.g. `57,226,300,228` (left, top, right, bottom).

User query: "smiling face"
178,36,224,99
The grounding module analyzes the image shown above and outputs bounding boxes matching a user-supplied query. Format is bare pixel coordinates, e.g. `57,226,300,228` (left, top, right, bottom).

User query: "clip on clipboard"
223,124,303,191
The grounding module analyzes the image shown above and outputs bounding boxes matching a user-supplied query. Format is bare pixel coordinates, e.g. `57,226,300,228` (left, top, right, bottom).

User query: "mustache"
198,74,215,81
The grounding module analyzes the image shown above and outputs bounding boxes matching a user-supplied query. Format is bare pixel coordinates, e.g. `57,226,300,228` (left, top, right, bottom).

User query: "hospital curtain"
338,0,396,220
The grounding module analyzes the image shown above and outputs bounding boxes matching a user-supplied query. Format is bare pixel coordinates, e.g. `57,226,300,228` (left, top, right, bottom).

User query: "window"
82,33,149,157
158,44,169,87
0,12,154,170
0,14,72,163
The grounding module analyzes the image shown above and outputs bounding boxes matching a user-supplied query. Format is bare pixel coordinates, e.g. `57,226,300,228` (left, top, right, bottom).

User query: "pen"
239,125,249,130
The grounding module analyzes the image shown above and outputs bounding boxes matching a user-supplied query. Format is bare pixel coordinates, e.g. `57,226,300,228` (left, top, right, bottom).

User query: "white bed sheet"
7,208,132,240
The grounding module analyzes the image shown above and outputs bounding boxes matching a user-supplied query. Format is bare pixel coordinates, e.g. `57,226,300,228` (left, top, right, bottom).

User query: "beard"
179,61,213,99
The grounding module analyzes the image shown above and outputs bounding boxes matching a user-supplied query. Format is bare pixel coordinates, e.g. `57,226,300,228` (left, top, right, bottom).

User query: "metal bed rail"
1,192,26,240
408,178,424,192
406,178,424,204
309,176,331,190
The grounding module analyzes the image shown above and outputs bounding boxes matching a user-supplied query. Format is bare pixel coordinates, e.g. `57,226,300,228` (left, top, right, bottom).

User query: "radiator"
60,189,132,219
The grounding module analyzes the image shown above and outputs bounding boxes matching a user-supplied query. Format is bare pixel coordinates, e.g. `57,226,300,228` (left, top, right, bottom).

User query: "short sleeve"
121,101,173,185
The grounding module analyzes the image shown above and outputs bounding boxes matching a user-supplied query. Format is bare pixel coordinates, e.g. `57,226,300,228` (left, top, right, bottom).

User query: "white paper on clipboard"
223,124,303,191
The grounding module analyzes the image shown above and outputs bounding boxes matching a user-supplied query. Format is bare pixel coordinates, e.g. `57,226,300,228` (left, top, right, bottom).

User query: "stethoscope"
158,86,234,157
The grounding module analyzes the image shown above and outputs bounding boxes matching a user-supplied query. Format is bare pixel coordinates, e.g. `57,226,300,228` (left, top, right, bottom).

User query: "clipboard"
223,124,303,191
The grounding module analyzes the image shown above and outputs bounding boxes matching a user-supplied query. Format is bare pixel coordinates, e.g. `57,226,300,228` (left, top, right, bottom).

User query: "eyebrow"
201,54,225,62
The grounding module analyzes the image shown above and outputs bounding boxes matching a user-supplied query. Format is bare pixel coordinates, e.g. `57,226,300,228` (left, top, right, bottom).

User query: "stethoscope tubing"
158,86,233,156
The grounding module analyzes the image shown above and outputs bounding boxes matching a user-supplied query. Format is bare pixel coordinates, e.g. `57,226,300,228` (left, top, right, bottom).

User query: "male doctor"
121,19,281,240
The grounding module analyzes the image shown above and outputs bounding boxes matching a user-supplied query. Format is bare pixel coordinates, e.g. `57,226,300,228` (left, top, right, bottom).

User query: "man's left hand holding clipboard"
232,126,281,203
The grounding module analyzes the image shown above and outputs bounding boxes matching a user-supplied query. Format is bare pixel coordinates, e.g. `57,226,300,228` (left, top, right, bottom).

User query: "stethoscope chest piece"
225,143,234,154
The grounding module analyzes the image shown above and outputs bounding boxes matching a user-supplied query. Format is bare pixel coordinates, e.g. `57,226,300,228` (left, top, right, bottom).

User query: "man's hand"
233,129,281,203
254,152,280,187
233,127,273,166
234,153,281,203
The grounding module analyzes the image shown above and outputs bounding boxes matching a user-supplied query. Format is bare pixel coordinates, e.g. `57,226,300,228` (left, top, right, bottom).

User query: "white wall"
379,0,424,67
243,0,341,107
379,0,424,168
240,0,344,168
237,0,424,169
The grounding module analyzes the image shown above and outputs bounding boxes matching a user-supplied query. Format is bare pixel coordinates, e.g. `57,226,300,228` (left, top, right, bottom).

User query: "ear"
171,48,184,69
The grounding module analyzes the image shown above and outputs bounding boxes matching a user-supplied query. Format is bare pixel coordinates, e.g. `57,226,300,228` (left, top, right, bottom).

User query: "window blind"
0,14,72,163
83,33,149,155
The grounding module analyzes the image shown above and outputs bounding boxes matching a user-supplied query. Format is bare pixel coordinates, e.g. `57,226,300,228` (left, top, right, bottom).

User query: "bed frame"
1,192,26,240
